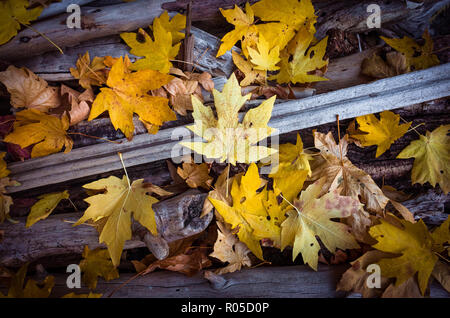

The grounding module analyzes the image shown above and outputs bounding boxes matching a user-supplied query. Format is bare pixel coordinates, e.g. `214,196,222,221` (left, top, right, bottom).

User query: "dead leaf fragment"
79,246,119,290
177,162,213,190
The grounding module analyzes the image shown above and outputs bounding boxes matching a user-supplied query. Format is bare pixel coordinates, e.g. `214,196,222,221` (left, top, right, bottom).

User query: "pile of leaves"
0,0,448,299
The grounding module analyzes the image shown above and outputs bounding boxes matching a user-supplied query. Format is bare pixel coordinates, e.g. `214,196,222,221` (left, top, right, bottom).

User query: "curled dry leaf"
141,249,212,277
202,165,233,217
381,185,415,223
0,177,19,223
50,85,93,126
0,66,60,112
361,51,409,79
210,221,252,275
177,162,213,190
232,50,266,87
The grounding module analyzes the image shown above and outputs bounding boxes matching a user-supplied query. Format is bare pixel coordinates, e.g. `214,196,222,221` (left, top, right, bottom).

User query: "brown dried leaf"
177,162,213,190
361,51,409,79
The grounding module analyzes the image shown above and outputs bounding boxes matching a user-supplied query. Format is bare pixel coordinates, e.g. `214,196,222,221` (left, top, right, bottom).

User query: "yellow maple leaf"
280,178,360,270
232,50,266,86
210,221,252,275
26,190,69,227
369,215,449,294
216,3,258,58
0,263,54,298
153,11,186,44
397,125,449,194
267,134,312,203
121,18,181,73
251,0,316,33
179,73,277,165
88,56,176,140
270,28,328,84
247,34,280,71
0,0,43,45
74,175,159,266
4,109,73,158
69,52,107,89
312,131,389,215
0,65,60,112
350,111,411,158
209,163,285,260
79,246,119,289
381,30,440,71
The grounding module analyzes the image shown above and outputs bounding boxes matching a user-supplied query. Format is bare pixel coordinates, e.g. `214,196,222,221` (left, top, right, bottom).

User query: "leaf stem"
16,19,63,55
67,132,122,144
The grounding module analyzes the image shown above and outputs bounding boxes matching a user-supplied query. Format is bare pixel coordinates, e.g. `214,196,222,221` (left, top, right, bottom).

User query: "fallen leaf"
216,3,258,58
0,263,54,298
0,177,19,223
209,163,285,260
397,125,449,194
381,185,415,223
381,30,440,71
0,0,43,45
280,178,360,270
141,249,212,277
369,214,449,294
202,165,233,217
0,66,60,112
75,175,159,266
312,131,389,214
247,34,280,71
270,28,328,84
51,85,93,126
121,18,180,73
350,111,411,158
177,162,213,190
179,73,277,165
153,11,186,44
88,56,176,140
79,246,119,289
210,221,252,275
69,52,107,89
26,190,69,227
361,51,409,79
232,50,266,86
0,152,9,178
431,261,450,293
4,109,73,158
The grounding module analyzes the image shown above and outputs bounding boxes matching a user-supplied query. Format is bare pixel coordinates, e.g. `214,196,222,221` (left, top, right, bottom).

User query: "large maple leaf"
26,190,69,227
350,111,411,158
121,18,181,73
88,56,176,140
0,0,43,45
4,109,73,158
153,11,186,44
74,175,160,266
397,125,449,194
247,34,280,71
179,73,277,165
280,178,360,270
369,215,449,294
208,163,285,260
311,131,389,215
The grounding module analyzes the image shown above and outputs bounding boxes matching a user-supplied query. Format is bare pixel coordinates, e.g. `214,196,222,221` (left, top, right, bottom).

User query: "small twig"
399,116,422,137
190,47,209,75
336,115,344,162
107,271,144,298
183,0,194,72
0,119,15,126
67,132,122,144
67,197,78,212
16,19,63,55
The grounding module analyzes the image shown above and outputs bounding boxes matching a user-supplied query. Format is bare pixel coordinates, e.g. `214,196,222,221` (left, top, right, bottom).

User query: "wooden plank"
0,0,171,61
15,27,236,79
0,190,212,268
5,63,450,194
38,0,95,20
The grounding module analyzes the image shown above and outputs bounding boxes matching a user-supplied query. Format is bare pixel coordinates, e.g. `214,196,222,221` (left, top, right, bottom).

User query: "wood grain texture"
0,190,212,267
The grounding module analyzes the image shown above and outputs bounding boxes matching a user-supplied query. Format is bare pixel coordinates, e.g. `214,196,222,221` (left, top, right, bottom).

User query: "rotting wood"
15,26,236,79
0,190,212,268
2,265,446,298
5,63,450,194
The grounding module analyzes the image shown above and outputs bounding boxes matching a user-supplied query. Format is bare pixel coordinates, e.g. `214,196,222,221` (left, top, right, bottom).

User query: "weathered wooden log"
0,0,172,61
0,189,212,268
15,27,236,79
5,63,450,194
38,0,95,20
3,265,445,298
